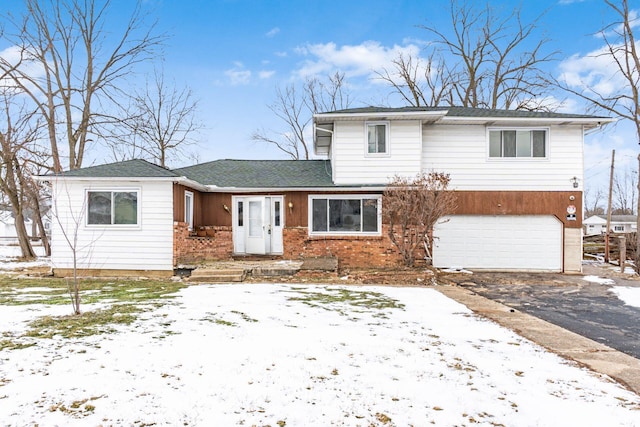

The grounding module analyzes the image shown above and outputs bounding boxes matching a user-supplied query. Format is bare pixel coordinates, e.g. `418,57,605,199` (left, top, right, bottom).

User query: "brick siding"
174,221,410,268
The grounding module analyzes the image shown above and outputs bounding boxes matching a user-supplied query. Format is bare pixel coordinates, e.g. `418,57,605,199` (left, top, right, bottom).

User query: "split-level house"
40,106,611,277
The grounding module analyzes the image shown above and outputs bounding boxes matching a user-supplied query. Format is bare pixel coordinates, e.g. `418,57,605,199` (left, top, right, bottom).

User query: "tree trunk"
32,201,51,256
12,208,36,260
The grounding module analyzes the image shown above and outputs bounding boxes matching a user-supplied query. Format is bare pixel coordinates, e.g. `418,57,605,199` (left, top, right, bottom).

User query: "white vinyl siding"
422,124,584,191
331,120,422,185
51,179,174,271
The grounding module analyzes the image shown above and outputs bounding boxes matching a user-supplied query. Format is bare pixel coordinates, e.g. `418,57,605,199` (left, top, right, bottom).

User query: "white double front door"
233,196,284,255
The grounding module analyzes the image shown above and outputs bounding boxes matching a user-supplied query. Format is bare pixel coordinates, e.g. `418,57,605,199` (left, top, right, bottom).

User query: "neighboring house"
583,215,637,236
39,106,611,277
0,209,34,241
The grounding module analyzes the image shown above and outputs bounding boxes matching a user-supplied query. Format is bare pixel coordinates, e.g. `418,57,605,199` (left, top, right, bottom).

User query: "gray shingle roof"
53,159,179,178
596,214,637,222
321,106,610,119
174,159,335,188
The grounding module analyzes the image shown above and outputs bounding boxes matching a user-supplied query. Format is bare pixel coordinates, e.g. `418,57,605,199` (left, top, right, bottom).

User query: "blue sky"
1,0,637,195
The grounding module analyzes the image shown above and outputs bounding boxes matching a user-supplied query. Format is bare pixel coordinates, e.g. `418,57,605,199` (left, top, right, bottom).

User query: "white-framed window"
614,225,625,232
185,191,194,230
488,128,548,158
309,194,381,236
366,121,389,155
86,189,140,226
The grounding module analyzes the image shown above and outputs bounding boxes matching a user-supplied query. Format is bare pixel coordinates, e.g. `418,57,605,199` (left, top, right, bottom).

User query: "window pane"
248,200,262,237
503,131,516,157
516,131,531,157
362,199,378,232
329,199,361,232
238,201,243,227
312,199,327,232
367,124,386,154
367,125,377,153
376,125,386,153
532,130,546,157
185,193,193,229
88,192,112,224
274,201,281,227
114,192,137,224
489,131,501,157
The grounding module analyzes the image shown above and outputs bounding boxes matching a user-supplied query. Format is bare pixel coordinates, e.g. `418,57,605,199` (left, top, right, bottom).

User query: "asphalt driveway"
443,263,640,360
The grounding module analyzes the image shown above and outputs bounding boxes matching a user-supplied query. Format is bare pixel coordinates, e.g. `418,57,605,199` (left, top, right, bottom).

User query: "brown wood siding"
201,193,233,226
453,191,582,228
173,184,204,226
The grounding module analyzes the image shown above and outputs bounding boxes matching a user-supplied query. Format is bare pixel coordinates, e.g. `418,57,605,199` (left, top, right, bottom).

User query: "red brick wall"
173,222,234,265
283,226,405,269
174,221,408,268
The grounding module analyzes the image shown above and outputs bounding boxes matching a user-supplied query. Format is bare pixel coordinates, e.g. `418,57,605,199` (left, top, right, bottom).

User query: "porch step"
188,268,246,283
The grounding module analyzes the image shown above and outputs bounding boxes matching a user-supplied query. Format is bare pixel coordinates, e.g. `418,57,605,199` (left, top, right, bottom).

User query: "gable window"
366,121,389,155
310,195,381,235
489,129,547,158
87,190,138,226
185,191,194,230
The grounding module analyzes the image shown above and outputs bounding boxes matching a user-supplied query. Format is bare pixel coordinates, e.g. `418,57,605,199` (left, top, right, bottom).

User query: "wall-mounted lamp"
223,204,230,214
570,176,579,189
288,201,294,213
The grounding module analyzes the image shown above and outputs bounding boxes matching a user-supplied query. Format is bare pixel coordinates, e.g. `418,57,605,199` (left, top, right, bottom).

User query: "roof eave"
439,116,615,128
204,185,388,193
314,110,447,123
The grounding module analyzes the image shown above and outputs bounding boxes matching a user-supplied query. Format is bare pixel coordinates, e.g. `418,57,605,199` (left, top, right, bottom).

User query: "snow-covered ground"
1,283,639,426
0,243,50,271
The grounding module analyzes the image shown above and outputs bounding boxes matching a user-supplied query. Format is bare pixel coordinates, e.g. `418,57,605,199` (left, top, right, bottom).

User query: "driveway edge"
436,284,640,395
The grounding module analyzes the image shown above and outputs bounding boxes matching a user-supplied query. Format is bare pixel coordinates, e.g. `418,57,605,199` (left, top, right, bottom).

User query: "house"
40,106,611,277
583,214,637,236
0,209,34,242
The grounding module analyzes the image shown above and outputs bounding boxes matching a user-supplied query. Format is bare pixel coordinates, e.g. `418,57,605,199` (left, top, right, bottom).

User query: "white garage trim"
433,215,563,272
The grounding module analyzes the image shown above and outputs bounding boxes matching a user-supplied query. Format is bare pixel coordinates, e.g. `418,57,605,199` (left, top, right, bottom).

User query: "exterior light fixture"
570,177,579,188
288,201,294,213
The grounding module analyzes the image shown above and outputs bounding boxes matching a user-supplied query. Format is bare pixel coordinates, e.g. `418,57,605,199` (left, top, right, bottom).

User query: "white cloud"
258,70,275,79
557,43,635,98
225,63,252,85
266,27,280,38
292,41,422,80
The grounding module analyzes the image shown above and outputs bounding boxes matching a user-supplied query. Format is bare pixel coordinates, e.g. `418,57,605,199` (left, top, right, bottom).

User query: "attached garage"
433,215,563,272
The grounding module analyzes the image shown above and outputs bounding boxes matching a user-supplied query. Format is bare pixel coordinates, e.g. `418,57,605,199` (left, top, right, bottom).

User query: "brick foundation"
282,226,405,269
174,221,409,269
173,222,234,265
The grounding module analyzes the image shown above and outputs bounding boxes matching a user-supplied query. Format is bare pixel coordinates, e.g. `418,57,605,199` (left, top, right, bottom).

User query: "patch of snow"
582,275,615,285
611,287,640,309
441,267,473,274
0,284,638,426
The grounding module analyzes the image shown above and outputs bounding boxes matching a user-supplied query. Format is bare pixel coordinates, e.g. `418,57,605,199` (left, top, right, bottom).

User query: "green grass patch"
284,287,405,317
0,277,187,341
26,304,140,339
0,276,186,306
0,339,35,351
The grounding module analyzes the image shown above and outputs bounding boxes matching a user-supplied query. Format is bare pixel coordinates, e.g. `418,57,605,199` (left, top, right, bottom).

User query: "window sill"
308,234,382,240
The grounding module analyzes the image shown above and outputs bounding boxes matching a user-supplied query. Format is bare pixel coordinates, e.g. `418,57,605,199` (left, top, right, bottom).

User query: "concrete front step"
189,268,246,283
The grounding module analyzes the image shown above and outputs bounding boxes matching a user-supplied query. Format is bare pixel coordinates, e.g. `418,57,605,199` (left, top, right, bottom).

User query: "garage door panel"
433,215,562,271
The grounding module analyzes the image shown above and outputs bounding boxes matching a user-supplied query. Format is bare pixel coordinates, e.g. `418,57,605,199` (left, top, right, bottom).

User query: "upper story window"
366,121,389,155
489,129,547,158
309,195,381,236
87,190,139,226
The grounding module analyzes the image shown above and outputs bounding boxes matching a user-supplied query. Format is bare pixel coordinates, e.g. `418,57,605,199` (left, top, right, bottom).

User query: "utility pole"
605,149,615,263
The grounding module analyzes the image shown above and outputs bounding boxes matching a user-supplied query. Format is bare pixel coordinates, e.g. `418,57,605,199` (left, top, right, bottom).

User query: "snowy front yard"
1,282,640,426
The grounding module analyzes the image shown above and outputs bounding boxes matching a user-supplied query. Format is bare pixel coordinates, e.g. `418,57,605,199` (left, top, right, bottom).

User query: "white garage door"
433,215,562,271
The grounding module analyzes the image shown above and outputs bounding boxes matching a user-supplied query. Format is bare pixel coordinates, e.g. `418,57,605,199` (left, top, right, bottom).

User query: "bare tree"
555,0,640,270
253,72,350,160
376,0,557,110
613,168,637,215
0,0,163,172
383,172,457,267
584,186,606,217
0,87,42,259
109,68,202,167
